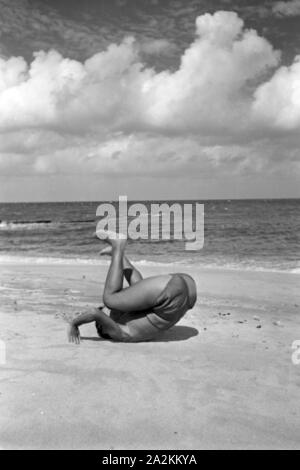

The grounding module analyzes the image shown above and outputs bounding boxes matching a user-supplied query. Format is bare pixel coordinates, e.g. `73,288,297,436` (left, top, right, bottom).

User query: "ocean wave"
0,254,108,265
290,267,300,274
0,219,95,231
0,220,55,231
0,254,299,274
187,262,300,275
0,254,179,268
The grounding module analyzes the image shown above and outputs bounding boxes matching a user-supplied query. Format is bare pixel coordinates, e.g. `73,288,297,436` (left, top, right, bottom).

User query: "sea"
0,199,299,274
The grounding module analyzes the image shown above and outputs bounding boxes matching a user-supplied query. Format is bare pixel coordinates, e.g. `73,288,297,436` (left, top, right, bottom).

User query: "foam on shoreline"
0,254,299,274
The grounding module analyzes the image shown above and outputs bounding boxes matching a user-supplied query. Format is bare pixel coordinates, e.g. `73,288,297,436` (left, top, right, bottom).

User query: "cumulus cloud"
0,10,299,181
1,131,289,179
141,11,280,134
252,56,300,129
0,37,150,133
273,0,300,16
0,12,280,135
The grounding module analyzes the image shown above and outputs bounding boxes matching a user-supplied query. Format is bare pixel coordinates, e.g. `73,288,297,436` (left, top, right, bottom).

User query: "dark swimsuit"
147,273,197,330
98,273,197,342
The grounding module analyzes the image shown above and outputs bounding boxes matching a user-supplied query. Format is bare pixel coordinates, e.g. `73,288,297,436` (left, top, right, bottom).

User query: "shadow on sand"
81,325,199,343
154,325,199,342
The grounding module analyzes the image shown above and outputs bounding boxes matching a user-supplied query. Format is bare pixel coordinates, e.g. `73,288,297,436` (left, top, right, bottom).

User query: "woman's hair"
95,321,111,340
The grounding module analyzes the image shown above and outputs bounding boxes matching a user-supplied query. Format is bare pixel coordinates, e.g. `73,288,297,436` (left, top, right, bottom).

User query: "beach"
1,0,300,453
0,261,299,450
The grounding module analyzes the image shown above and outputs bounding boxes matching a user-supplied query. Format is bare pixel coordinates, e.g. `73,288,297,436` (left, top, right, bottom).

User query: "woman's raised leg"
100,245,143,286
100,232,171,313
123,255,143,286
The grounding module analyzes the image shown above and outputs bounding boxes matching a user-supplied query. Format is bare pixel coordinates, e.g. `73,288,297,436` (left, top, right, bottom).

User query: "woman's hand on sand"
68,324,80,344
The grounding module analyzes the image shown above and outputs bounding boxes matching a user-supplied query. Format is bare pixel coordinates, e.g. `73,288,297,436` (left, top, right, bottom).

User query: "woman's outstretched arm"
67,307,125,343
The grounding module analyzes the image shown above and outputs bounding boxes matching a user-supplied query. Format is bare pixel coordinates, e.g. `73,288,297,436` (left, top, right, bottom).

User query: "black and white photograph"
0,0,299,451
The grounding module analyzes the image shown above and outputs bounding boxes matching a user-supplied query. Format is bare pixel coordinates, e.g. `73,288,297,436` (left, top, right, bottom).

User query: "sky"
0,0,299,201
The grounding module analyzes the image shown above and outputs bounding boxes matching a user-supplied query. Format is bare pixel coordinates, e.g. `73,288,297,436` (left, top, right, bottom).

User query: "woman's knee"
103,292,116,310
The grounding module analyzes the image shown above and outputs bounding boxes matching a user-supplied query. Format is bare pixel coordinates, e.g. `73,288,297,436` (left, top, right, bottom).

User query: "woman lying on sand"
68,231,197,343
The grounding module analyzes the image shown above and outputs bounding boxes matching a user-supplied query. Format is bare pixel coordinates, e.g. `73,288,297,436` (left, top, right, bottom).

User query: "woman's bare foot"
99,246,112,256
96,229,127,250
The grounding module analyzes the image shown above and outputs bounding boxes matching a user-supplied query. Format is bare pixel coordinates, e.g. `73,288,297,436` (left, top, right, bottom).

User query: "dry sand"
0,262,299,449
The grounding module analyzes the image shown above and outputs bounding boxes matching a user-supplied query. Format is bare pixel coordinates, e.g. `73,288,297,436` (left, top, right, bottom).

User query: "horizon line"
0,196,299,204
